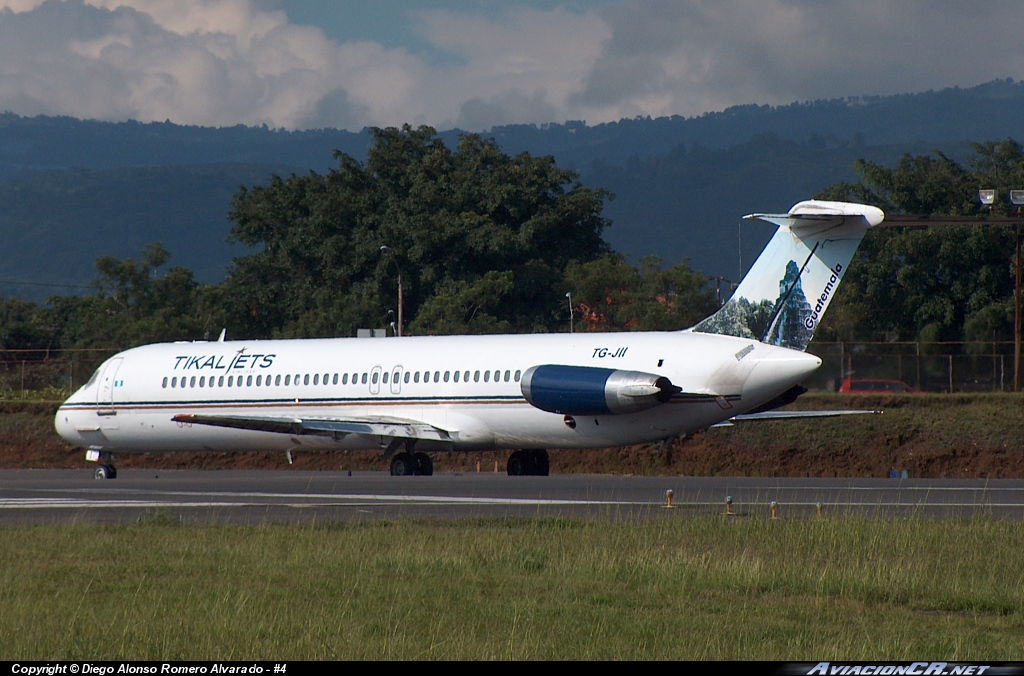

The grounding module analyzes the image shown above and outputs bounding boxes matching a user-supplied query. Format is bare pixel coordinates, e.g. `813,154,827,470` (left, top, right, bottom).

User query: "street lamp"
379,245,403,337
566,292,574,333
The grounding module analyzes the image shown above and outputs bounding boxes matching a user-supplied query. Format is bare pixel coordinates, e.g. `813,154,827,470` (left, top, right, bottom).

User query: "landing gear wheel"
507,450,534,476
390,452,415,476
94,464,116,480
531,450,550,476
414,452,433,476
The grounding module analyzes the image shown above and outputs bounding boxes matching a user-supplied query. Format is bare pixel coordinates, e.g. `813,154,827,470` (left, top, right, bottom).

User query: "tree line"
2,127,1022,358
0,125,718,355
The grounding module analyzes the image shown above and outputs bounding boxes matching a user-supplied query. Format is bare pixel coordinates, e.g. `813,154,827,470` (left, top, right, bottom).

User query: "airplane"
54,199,885,479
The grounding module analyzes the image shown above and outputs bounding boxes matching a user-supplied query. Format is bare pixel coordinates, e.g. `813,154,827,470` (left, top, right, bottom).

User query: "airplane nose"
742,347,821,402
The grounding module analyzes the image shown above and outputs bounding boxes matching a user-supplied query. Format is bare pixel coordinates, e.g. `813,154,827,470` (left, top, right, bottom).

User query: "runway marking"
3,496,1024,510
0,496,648,508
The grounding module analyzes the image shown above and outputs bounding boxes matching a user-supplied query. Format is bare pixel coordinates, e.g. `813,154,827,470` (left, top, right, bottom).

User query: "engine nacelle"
520,365,681,415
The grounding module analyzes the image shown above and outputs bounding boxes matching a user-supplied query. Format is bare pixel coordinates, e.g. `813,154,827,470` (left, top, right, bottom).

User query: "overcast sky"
0,0,1022,131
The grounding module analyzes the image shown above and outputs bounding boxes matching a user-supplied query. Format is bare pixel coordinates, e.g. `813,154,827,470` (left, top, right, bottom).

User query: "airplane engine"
520,365,682,415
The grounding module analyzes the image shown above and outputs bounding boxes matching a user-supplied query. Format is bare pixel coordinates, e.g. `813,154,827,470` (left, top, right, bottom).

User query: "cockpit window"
85,368,101,388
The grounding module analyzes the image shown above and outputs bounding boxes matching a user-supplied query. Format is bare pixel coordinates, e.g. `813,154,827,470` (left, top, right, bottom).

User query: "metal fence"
0,342,1019,398
0,348,119,399
806,342,1020,393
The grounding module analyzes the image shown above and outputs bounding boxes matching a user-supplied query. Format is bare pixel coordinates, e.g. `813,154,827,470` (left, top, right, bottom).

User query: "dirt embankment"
9,394,1024,477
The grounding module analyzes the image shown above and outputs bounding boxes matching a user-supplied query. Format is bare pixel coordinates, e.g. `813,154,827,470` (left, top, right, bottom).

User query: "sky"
0,0,1022,131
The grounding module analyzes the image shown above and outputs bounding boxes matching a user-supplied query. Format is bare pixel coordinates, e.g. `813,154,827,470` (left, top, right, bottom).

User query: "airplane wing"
711,409,880,427
171,413,452,442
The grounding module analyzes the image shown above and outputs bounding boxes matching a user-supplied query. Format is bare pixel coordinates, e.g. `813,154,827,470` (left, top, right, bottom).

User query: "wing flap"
172,413,452,441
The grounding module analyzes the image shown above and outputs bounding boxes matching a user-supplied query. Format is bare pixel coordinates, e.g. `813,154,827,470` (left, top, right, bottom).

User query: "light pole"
1010,191,1023,392
566,292,574,333
379,245,403,337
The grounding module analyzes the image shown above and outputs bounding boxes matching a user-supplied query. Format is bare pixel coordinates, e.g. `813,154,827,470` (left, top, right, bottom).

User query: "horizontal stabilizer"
710,409,881,427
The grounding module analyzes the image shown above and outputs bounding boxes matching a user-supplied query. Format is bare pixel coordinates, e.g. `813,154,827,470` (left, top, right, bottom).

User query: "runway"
2,469,1024,523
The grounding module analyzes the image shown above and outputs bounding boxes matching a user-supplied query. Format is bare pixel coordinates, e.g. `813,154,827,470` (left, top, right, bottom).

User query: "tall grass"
1,517,1022,659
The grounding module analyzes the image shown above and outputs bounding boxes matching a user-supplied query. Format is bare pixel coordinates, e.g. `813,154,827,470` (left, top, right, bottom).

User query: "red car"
839,379,921,394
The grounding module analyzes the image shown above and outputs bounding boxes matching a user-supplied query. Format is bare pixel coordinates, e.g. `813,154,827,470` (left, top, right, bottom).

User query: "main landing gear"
507,449,549,476
389,451,433,476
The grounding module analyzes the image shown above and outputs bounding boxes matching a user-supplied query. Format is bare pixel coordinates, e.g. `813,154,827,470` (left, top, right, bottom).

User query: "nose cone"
54,408,78,445
743,347,821,404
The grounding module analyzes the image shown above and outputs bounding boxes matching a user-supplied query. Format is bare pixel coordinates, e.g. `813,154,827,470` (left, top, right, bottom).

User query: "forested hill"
3,79,1024,301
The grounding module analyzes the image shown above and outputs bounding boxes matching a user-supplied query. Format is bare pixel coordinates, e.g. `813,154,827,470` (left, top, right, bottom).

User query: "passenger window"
434,371,440,383
228,376,233,387
454,371,460,382
200,376,206,387
444,371,450,382
372,372,379,384
162,377,168,388
342,373,349,385
382,372,388,384
514,370,521,382
246,375,253,386
474,370,480,382
323,373,329,384
275,375,281,386
361,373,367,385
483,371,490,382
303,374,310,386
190,376,196,387
504,370,510,382
404,371,410,384
464,371,470,382
313,374,319,385
333,374,338,385
414,372,420,383
218,376,224,387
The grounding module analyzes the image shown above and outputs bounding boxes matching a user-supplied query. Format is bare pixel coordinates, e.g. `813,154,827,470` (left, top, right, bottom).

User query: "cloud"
0,1,1022,131
569,0,1024,121
0,0,427,129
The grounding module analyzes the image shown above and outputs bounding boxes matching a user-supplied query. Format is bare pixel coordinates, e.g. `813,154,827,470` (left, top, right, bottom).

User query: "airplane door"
390,366,403,394
369,365,382,395
96,357,123,416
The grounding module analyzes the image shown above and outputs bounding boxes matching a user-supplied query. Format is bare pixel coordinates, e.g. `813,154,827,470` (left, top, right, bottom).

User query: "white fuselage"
54,331,820,455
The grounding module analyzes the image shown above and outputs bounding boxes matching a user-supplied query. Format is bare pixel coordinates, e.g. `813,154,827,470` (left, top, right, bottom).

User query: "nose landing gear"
94,464,117,480
86,450,118,479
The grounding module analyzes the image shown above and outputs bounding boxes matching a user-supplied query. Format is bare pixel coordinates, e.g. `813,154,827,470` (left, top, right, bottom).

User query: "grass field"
2,516,1023,660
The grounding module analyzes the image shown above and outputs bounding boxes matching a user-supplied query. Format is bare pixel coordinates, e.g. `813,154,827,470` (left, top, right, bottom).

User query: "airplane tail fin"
690,200,884,351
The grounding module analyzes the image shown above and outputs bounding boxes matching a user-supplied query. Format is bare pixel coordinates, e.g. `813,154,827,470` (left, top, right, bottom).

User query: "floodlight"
1011,190,1024,206
979,189,996,205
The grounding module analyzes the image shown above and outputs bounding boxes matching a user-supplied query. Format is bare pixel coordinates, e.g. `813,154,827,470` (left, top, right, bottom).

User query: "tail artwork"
691,200,884,351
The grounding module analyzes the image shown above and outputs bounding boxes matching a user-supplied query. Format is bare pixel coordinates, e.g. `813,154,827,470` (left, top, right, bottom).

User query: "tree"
815,141,1022,343
223,125,611,337
51,243,226,348
563,254,718,332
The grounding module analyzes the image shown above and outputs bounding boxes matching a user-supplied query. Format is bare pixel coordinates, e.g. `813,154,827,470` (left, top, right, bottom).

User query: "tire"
507,451,525,476
390,453,414,476
414,452,433,476
531,450,550,476
94,465,110,480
